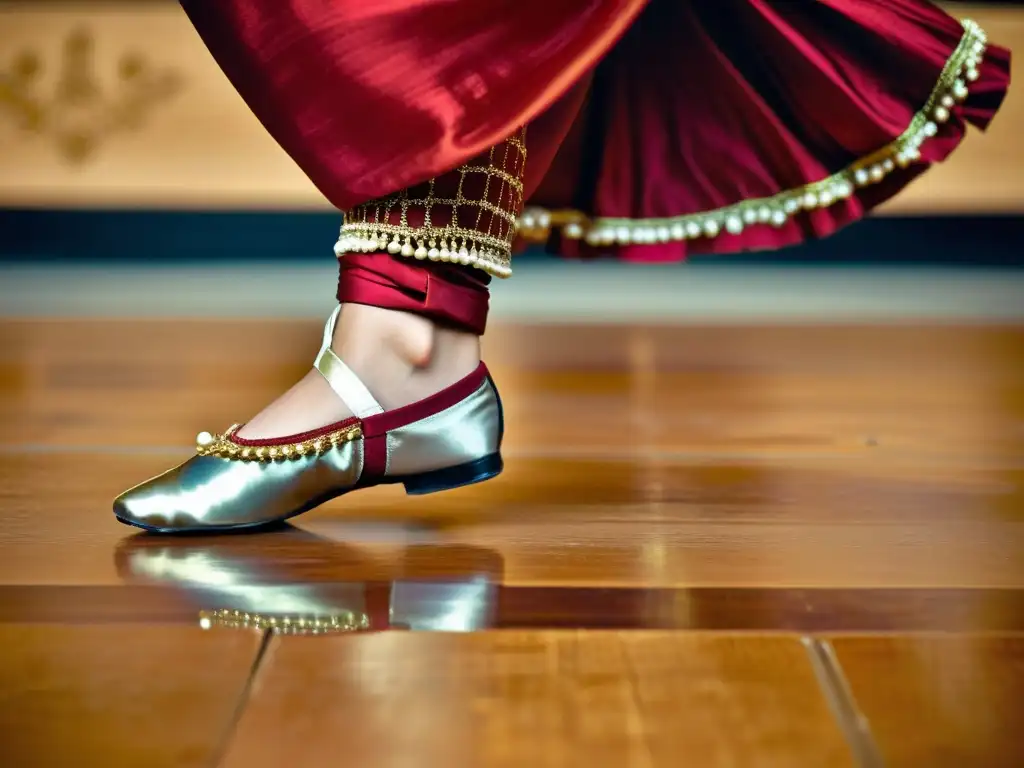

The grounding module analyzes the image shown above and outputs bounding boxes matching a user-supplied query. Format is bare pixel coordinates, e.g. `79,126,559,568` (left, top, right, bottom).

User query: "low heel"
401,453,503,496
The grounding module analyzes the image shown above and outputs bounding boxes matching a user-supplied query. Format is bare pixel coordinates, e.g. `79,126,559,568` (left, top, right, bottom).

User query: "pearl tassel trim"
335,225,513,278
517,19,989,249
336,129,526,279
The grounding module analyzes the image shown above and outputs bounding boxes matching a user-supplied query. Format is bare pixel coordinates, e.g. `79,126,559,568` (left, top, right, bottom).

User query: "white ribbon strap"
313,306,385,419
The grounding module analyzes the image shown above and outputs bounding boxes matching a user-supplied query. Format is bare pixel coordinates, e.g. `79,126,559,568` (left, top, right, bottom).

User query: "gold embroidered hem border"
334,20,985,270
517,18,988,248
335,128,527,278
194,423,362,461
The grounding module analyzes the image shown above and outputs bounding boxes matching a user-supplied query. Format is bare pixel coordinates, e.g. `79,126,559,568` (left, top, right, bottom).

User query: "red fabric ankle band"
336,254,491,335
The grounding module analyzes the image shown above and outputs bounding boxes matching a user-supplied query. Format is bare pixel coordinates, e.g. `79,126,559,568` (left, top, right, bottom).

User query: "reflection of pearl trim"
517,19,988,249
198,608,370,634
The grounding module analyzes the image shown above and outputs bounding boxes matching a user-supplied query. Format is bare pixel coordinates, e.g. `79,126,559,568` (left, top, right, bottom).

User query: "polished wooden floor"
1,318,1022,766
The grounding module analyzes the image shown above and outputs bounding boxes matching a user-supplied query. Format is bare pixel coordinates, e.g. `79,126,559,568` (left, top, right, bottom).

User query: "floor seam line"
208,629,274,768
802,635,885,768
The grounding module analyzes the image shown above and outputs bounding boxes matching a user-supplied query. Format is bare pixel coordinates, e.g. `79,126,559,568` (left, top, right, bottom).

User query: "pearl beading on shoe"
195,423,363,461
515,19,988,249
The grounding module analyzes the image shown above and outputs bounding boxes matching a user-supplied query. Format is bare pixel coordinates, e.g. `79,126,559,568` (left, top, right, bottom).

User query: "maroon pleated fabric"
530,0,1011,262
179,0,646,210
181,0,1011,331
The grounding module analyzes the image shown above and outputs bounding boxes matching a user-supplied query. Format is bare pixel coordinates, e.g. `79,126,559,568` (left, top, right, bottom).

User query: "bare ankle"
334,304,436,369
333,304,481,408
428,323,482,377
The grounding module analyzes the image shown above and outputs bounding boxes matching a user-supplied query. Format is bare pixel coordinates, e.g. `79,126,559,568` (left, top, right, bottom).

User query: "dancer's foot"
113,304,503,534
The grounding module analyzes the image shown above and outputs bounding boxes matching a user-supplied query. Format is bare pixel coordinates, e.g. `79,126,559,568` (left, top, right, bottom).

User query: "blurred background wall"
1,1,1023,268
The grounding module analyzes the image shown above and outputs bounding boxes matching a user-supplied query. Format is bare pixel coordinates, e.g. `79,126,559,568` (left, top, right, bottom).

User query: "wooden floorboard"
2,318,1023,763
218,632,853,768
829,634,1024,767
0,624,263,768
3,322,1022,461
2,452,1022,589
5,584,1024,633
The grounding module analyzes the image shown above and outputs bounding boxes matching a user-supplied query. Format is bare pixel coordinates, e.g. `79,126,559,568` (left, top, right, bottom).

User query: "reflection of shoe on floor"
113,306,504,533
115,533,505,633
113,526,376,586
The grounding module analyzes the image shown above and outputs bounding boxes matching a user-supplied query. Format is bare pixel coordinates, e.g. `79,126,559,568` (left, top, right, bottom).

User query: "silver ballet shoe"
113,306,503,533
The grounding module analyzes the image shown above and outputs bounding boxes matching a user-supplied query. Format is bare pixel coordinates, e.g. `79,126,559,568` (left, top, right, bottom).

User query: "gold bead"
268,448,278,459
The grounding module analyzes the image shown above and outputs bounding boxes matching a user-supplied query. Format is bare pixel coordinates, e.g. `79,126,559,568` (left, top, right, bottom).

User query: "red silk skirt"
180,0,1010,269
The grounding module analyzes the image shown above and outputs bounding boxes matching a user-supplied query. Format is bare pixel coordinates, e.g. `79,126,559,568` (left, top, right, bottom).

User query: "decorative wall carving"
0,28,182,164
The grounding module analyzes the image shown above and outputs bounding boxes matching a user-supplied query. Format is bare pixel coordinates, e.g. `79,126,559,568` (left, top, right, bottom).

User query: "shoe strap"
313,306,385,419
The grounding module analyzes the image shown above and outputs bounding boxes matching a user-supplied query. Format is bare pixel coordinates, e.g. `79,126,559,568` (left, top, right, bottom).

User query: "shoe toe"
111,453,312,533
111,459,214,533
113,479,192,533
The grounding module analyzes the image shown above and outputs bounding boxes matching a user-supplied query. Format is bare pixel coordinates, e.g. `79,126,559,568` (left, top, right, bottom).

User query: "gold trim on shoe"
194,422,363,462
516,19,989,247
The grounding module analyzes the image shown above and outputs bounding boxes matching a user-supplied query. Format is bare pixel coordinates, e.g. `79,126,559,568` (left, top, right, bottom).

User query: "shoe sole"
114,453,504,535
